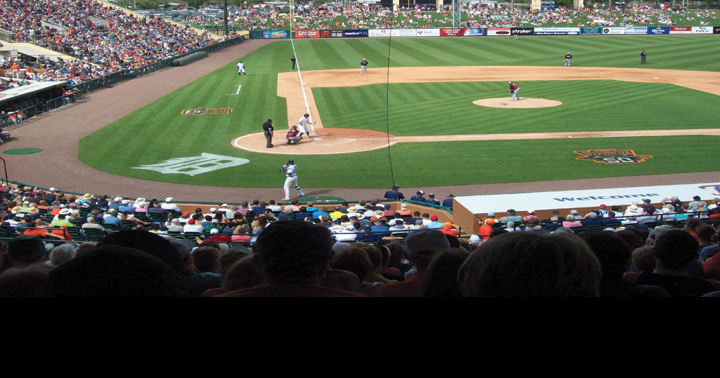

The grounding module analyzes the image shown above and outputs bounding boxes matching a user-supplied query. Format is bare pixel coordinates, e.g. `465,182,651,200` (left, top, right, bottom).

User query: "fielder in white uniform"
237,61,246,76
298,113,314,138
283,160,305,201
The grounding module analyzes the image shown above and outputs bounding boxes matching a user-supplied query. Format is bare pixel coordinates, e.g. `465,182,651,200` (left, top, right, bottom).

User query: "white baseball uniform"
237,62,246,75
283,164,305,200
298,115,311,134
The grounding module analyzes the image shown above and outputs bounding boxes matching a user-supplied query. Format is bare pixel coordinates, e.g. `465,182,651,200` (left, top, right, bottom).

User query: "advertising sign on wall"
416,29,441,37
343,29,368,37
715,26,720,34
624,26,648,34
534,27,580,35
464,28,485,36
511,28,534,36
487,28,511,36
670,26,692,34
440,28,467,36
262,30,288,39
580,27,603,35
647,26,670,34
369,29,391,37
602,27,625,34
294,30,320,38
691,26,713,34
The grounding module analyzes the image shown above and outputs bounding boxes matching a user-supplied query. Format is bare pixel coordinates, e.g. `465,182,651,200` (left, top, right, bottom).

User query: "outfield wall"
253,25,720,38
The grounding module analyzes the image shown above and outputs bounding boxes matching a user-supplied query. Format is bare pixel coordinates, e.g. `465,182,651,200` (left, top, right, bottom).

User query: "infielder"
564,52,572,67
298,113,314,138
509,81,520,102
282,160,305,201
360,58,368,75
237,60,246,76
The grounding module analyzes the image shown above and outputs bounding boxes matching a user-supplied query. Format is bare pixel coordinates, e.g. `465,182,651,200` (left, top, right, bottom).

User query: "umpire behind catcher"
263,119,274,148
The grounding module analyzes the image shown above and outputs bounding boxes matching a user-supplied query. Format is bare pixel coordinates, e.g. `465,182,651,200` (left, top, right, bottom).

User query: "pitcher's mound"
473,98,562,108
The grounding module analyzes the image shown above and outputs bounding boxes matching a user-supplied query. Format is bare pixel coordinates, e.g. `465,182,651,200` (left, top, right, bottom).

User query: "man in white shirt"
183,219,204,233
298,113,314,138
161,197,182,213
237,61,246,76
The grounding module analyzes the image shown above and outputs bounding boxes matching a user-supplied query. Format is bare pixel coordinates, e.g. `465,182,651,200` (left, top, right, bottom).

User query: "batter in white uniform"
283,160,305,201
237,61,246,76
298,113,314,138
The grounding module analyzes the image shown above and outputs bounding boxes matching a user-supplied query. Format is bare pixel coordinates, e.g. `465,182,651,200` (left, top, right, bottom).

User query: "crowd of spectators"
187,3,717,31
0,182,718,298
0,0,216,85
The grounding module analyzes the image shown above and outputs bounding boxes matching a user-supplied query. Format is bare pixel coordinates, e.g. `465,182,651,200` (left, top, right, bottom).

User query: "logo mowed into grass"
574,149,653,164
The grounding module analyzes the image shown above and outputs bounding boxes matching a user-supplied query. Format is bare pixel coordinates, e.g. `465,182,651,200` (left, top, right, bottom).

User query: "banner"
391,29,417,37
624,26,648,34
440,28,467,36
511,27,534,36
670,26,692,34
320,30,331,38
369,29,390,37
647,26,670,34
580,27,603,35
464,28,486,36
534,27,580,35
691,26,713,34
343,29,368,37
295,30,319,38
602,27,625,35
715,26,720,34
262,30,288,39
487,28,511,36
416,29,440,37
455,182,720,215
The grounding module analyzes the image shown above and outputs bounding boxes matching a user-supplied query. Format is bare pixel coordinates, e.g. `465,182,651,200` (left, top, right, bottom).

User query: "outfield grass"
79,35,720,189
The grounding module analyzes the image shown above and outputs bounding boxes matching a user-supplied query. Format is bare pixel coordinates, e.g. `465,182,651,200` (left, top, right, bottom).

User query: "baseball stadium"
1,0,719,297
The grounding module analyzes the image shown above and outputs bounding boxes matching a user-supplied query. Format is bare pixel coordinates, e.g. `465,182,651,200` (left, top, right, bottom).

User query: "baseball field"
77,35,720,190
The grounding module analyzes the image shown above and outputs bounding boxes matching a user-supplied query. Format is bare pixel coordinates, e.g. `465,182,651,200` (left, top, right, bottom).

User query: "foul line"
289,36,315,132
228,85,241,95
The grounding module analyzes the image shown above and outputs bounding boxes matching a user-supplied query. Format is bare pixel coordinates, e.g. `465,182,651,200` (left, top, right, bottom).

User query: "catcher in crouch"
286,125,302,144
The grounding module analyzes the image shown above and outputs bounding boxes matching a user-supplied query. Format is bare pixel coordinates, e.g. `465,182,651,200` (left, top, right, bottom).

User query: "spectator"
211,255,264,296
376,228,450,298
421,248,470,297
185,246,224,297
46,245,187,297
562,215,583,228
626,246,656,282
580,231,668,297
500,209,522,224
6,235,49,268
440,222,459,237
458,232,602,297
635,230,716,297
700,229,719,262
217,221,364,297
330,245,380,297
47,244,76,267
361,244,398,285
0,264,54,297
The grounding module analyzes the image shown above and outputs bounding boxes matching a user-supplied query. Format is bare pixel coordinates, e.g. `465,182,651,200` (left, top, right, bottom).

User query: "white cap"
220,204,228,208
210,207,217,213
509,81,512,83
166,197,173,203
114,197,122,202
49,187,56,192
528,210,535,214
121,200,129,205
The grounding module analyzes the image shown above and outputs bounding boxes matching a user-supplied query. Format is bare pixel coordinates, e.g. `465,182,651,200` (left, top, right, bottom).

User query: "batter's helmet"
288,160,295,165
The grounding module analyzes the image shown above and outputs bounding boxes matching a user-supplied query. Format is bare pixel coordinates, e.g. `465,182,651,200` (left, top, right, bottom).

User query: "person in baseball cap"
376,228,451,298
7,235,48,267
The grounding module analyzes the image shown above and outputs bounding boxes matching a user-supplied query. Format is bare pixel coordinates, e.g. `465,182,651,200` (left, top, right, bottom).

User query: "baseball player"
564,52,572,67
298,113,314,138
237,60,246,76
286,125,302,144
282,160,305,201
360,58,368,75
509,81,520,102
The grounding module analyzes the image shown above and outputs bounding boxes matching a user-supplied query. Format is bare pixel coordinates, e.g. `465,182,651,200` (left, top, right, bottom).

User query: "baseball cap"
8,235,46,262
430,215,439,221
188,219,195,224
210,207,217,213
404,229,450,259
182,212,191,217
417,190,424,195
488,212,495,217
165,197,173,203
443,222,456,228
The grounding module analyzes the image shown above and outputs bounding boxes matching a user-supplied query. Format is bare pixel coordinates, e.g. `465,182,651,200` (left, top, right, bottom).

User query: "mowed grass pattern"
79,36,720,188
314,80,720,135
